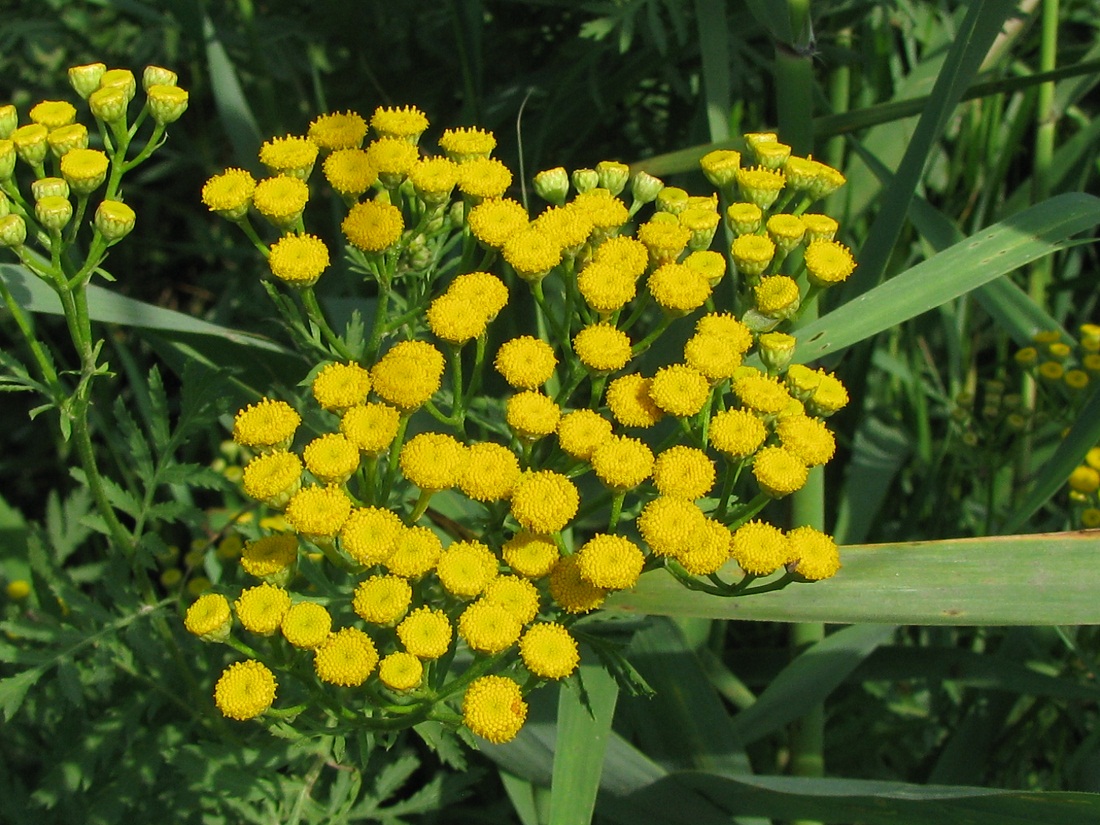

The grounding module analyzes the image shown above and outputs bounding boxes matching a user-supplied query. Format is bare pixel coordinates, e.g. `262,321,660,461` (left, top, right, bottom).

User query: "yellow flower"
426,292,490,344
766,213,805,253
259,135,318,179
776,415,836,466
312,362,371,412
786,526,841,581
804,240,856,287
695,312,753,352
397,606,453,659
648,263,712,314
637,497,707,558
557,409,614,461
754,275,801,318
503,226,562,281
268,233,329,287
649,364,711,417
214,660,276,721
241,534,299,580
184,593,232,642
400,432,467,491
502,532,560,579
636,217,691,265
366,136,419,186
281,602,332,649
577,261,637,315
448,270,510,319
437,540,500,599
520,623,579,680
378,651,424,691
801,213,839,243
1065,369,1089,391
1014,346,1039,367
460,442,522,502
534,166,570,204
340,402,401,454
506,391,561,441
684,250,727,285
459,600,522,654
308,111,368,150
284,484,353,540
736,165,785,210
47,123,89,157
59,148,108,195
1083,508,1100,529
146,84,189,124
593,235,649,278
576,533,644,590
323,148,377,196
314,627,378,686
733,371,792,415
467,198,530,247
438,126,497,162
233,398,300,452
463,675,527,743
1038,361,1064,381
730,233,776,278
242,450,302,507
235,583,292,635
753,141,791,170
341,508,407,572
752,445,808,498
353,574,412,625
342,199,404,252
684,332,743,383
708,408,767,459
591,435,654,491
699,148,741,188
483,575,540,624
30,99,77,129
458,156,513,200
807,371,849,417
573,324,632,373
534,203,593,251
387,526,443,578
371,105,429,142
652,446,715,499
730,520,789,575
572,189,630,236
548,554,606,614
495,336,558,389
409,155,458,202
370,340,445,410
252,175,309,226
510,471,580,534
1069,466,1100,494
725,202,763,235
303,433,361,485
678,518,732,575
605,374,664,428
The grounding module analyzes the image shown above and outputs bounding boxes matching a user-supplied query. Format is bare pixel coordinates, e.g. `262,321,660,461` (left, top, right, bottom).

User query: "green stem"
301,286,355,361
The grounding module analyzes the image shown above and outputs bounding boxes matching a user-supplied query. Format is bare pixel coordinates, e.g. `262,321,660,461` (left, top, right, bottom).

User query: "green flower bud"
32,177,70,201
0,140,15,180
142,65,178,91
94,199,136,243
60,148,109,195
0,191,9,218
68,63,107,99
0,214,27,246
630,170,663,205
98,68,137,101
11,124,49,166
656,186,689,215
0,105,17,139
35,195,73,232
595,160,629,197
146,84,189,125
47,123,89,157
758,332,797,373
88,86,129,124
533,166,569,206
571,168,598,194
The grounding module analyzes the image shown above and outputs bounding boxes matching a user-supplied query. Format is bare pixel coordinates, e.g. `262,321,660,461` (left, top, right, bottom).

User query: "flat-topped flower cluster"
190,105,853,743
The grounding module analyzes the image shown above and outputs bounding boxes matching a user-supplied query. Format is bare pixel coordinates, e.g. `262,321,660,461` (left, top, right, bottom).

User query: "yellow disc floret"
510,471,580,534
341,507,404,566
378,651,424,691
353,574,413,625
652,446,715,499
312,362,372,412
314,627,378,687
242,450,302,507
436,540,500,599
605,374,664,428
573,324,632,373
371,340,445,410
281,602,332,649
342,199,404,252
233,398,300,452
387,526,443,578
557,409,614,461
520,623,579,680
459,600,523,654
502,532,560,579
787,526,841,581
309,111,368,151
284,485,353,540
649,364,711,417
506,391,561,441
591,435,654,491
483,575,540,625
268,233,329,287
303,433,361,485
730,520,790,575
340,403,401,454
184,593,232,642
576,533,644,590
241,534,299,580
235,583,292,636
548,554,606,614
400,432,467,491
460,442,522,502
397,606,453,659
462,675,527,744
214,660,277,720
495,336,557,390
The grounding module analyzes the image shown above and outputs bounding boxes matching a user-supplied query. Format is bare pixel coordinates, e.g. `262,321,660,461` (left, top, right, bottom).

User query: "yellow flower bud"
35,195,73,232
60,148,110,195
95,200,136,243
12,124,49,166
32,177,70,201
758,331,797,373
99,68,137,101
89,86,129,124
0,140,17,180
596,160,629,196
147,84,189,124
68,63,107,98
571,168,598,194
0,214,27,247
630,170,664,204
533,166,569,205
47,123,89,157
142,65,178,91
0,105,17,139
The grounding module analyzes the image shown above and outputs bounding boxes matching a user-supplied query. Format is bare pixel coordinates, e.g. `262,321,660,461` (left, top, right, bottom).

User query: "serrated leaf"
0,668,44,720
112,396,154,487
146,365,171,450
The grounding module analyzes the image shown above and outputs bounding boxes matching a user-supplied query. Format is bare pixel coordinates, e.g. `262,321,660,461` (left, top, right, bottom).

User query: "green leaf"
0,668,44,721
605,532,1100,625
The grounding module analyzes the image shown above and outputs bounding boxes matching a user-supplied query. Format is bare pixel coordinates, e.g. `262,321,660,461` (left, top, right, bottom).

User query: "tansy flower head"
252,175,309,227
59,148,108,195
387,526,443,579
767,213,806,253
754,275,801,319
548,554,606,614
678,518,733,575
506,391,561,441
804,239,856,287
684,250,727,285
303,433,360,485
281,601,332,649
606,373,664,428
284,484,353,540
268,233,329,288
241,534,299,581
371,105,429,143
557,409,614,461
235,583,292,635
366,137,419,186
400,432,466,491
700,148,741,188
426,292,491,344
1069,466,1100,494
458,156,513,201
312,362,371,412
520,623,579,679
637,496,707,558
733,371,792,415
753,141,791,170
503,532,559,579
459,600,522,654
807,371,849,417
593,235,649,279
214,660,276,721
259,135,318,179
202,168,256,220
495,336,557,390
577,533,644,590
342,199,404,252
653,445,715,499
510,470,580,534
731,520,790,575
30,100,77,130
753,445,809,498
787,526,841,581
484,575,540,624
577,261,637,316
460,441,522,502
776,415,836,466
786,363,822,400
233,398,300,452
534,204,593,252
340,402,401,453
503,226,562,281
730,233,776,279
184,593,232,642
571,189,629,236
437,540,499,600
353,574,412,625
409,155,458,203
726,202,763,235
636,217,691,265
591,435,654,491
438,126,496,162
370,340,444,410
708,408,767,458
397,606,453,659
573,324,632,373
314,627,378,687
47,123,89,157
463,675,527,744
649,363,711,417
449,271,510,319
736,165,785,210
323,148,377,196
468,198,530,248
309,111,368,151
648,263,712,315
534,166,570,204
242,450,302,508
679,205,721,250
685,332,743,382
801,213,839,243
379,651,424,691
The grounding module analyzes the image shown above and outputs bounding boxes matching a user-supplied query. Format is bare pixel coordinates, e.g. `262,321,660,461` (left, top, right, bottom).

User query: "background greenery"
3,0,1100,822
